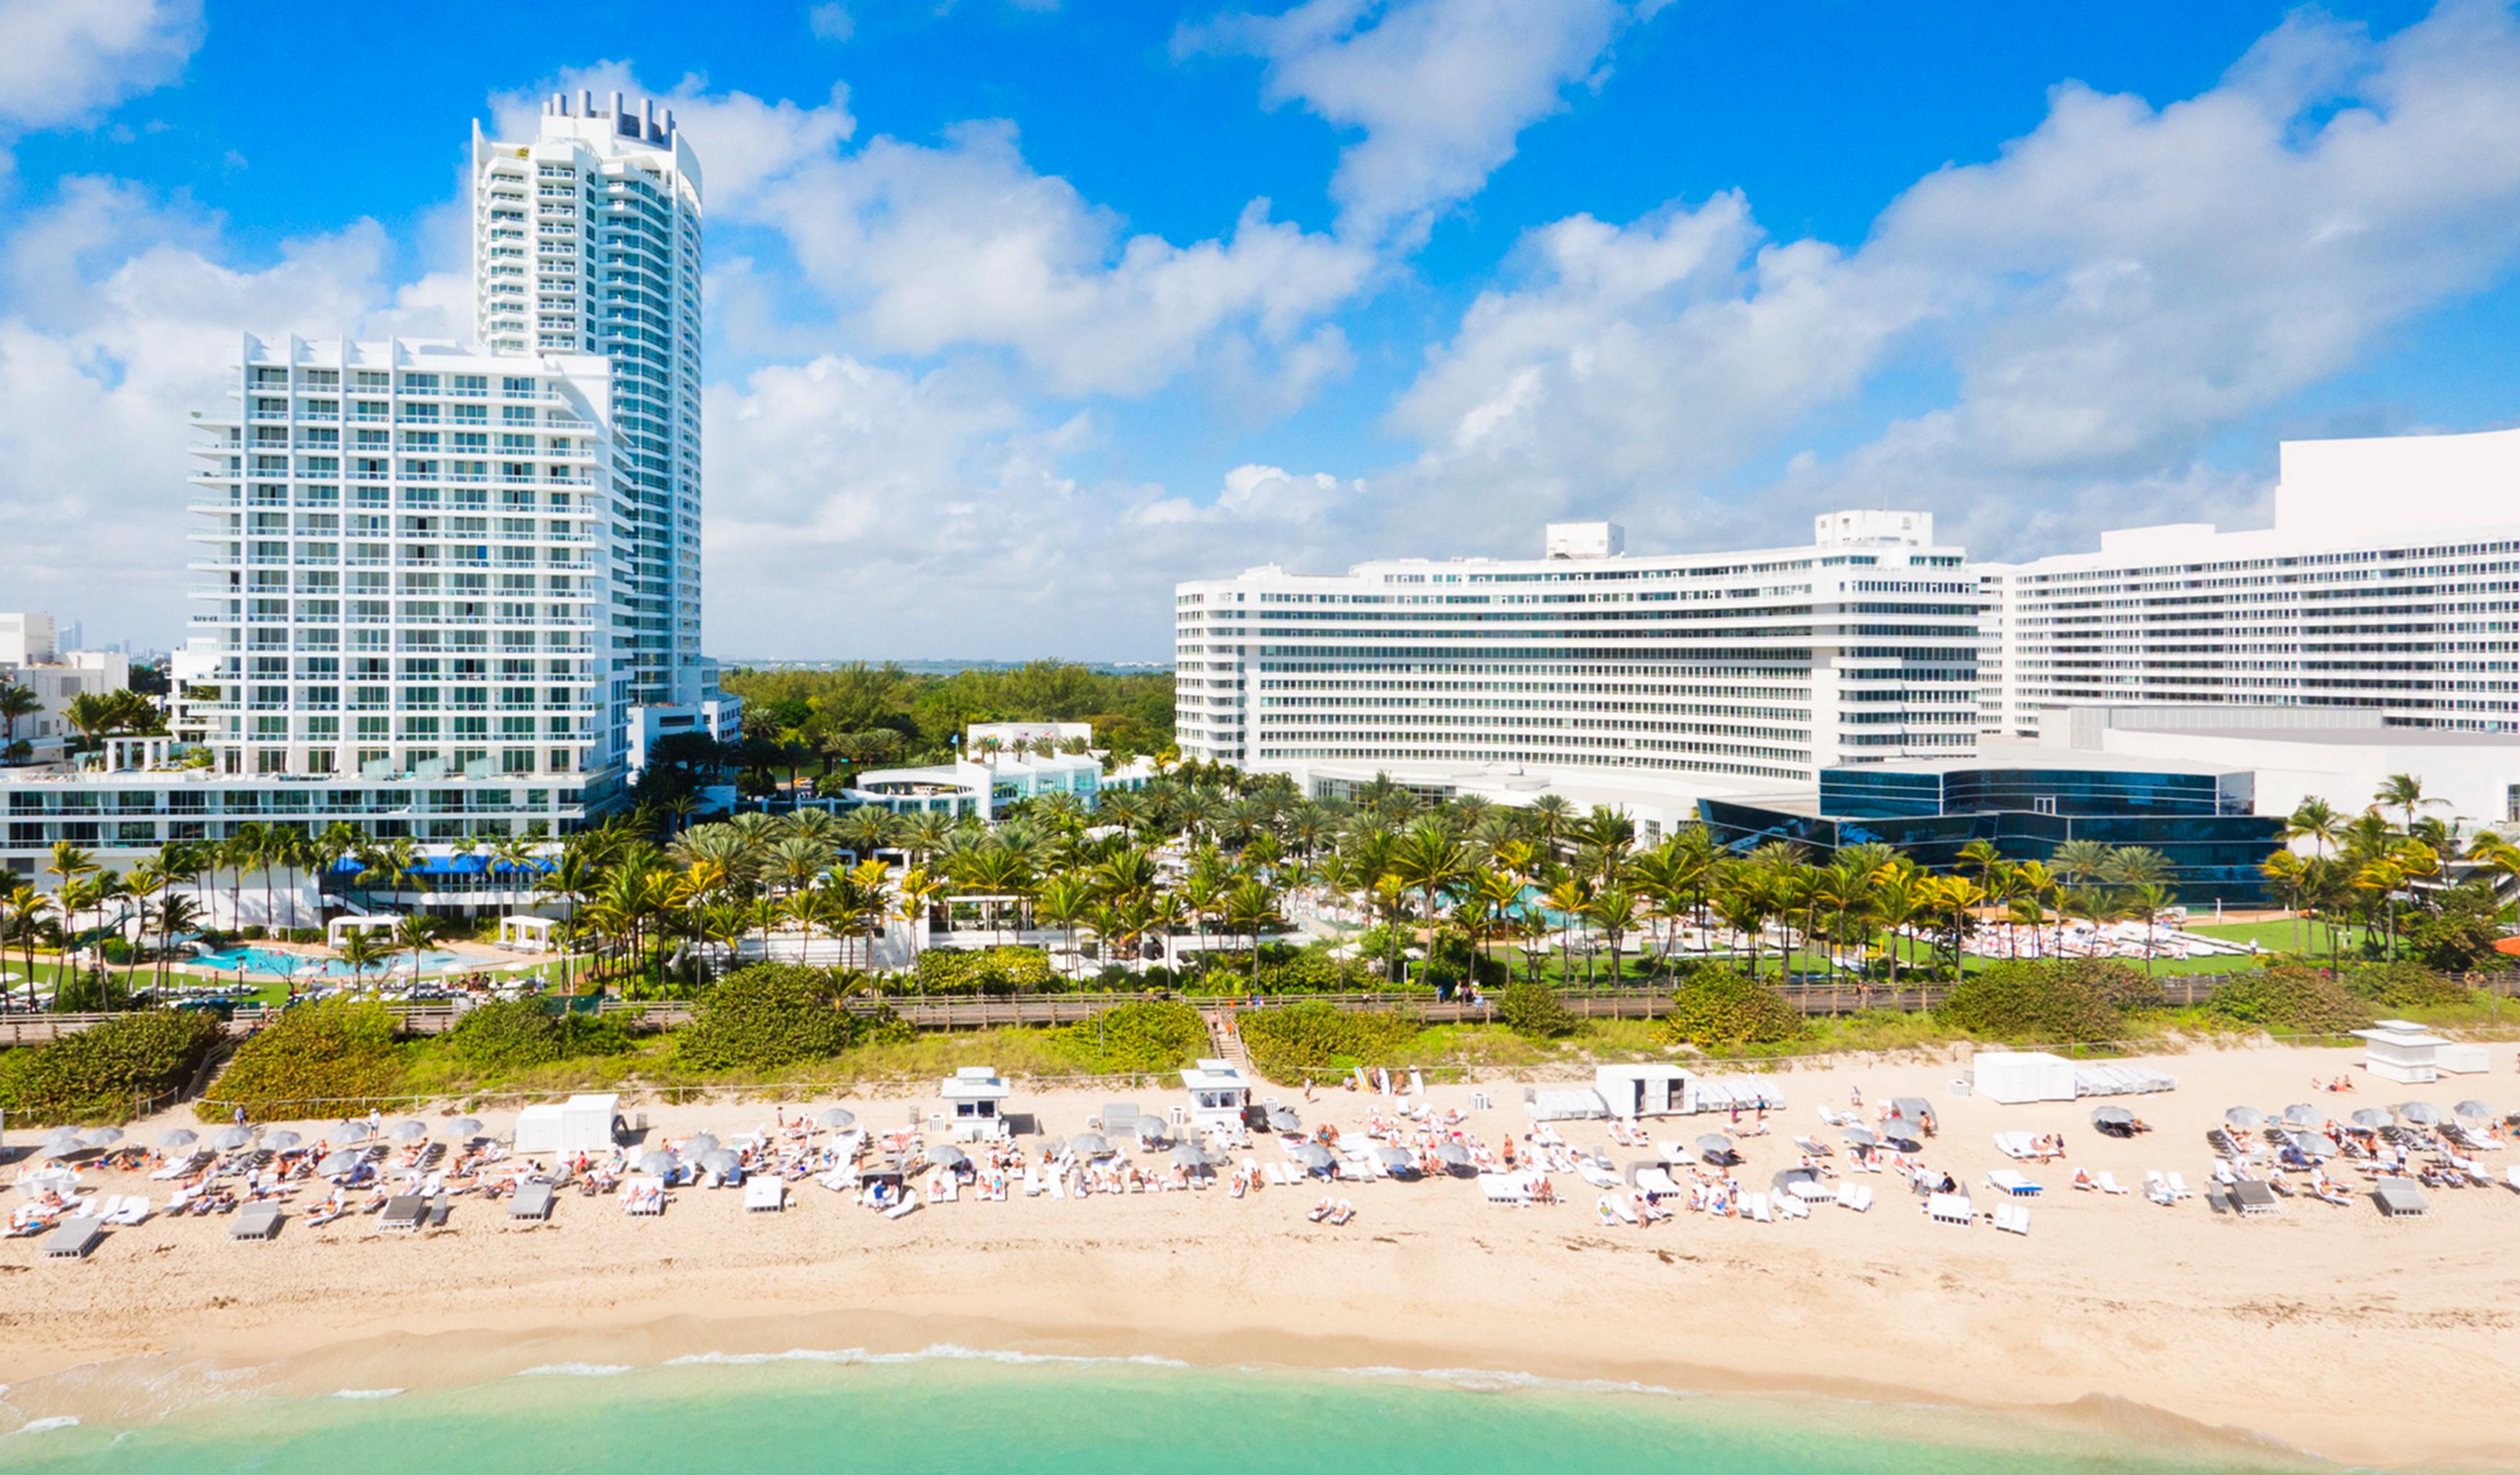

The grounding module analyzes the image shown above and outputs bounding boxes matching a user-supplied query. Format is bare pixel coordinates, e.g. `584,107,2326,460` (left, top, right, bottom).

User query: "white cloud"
755,120,1374,397
1182,0,1658,242
1133,462,1368,526
0,0,202,133
1387,1,2520,560
807,3,853,42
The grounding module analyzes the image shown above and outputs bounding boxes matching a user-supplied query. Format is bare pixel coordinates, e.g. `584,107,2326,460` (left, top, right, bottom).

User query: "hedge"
0,1010,224,1125
2341,960,2476,1011
1497,982,1577,1039
2202,964,2372,1034
202,1000,403,1120
1934,960,2128,1044
675,964,894,1072
444,999,636,1073
1239,1002,1420,1082
1045,1000,1210,1072
1662,966,1807,1049
898,947,1062,997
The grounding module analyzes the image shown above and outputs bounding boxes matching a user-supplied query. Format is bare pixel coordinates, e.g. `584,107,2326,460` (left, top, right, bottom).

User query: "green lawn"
2186,918,2381,957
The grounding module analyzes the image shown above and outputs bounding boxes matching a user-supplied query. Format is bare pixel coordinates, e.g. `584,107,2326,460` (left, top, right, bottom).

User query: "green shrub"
1497,982,1576,1040
2204,964,2372,1034
899,946,1062,996
444,998,636,1074
1047,1000,1210,1072
204,1000,403,1120
1934,960,2125,1044
2341,959,2475,1011
0,1010,224,1124
675,964,875,1072
1662,965,1808,1048
1240,1002,1420,1082
53,968,138,1013
2401,894,2503,974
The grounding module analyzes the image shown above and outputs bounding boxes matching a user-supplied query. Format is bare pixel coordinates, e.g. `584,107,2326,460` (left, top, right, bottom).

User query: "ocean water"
0,1352,2315,1475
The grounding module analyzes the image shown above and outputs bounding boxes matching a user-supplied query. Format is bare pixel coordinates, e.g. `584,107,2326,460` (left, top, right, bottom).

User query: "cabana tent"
1972,1051,2078,1105
513,1093,624,1155
2352,1021,2447,1085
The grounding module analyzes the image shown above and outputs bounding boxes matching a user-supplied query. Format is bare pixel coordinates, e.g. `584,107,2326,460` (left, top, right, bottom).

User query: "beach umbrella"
1266,1108,1301,1134
2280,1104,2323,1129
699,1149,742,1177
2223,1107,2269,1128
447,1118,484,1141
930,1145,969,1169
2396,1102,2442,1126
385,1119,429,1143
329,1121,374,1146
2349,1108,2393,1130
1878,1118,1925,1148
209,1126,253,1151
37,1137,84,1160
683,1132,721,1156
40,1126,81,1147
317,1149,361,1175
1372,1146,1416,1173
1067,1133,1110,1160
817,1108,856,1131
1133,1116,1171,1145
1169,1143,1216,1171
1431,1142,1472,1170
1290,1143,1335,1172
634,1149,679,1175
2453,1100,2496,1122
262,1130,304,1152
2283,1131,2336,1159
156,1128,199,1149
2089,1106,2133,1129
78,1127,122,1149
1841,1126,1878,1149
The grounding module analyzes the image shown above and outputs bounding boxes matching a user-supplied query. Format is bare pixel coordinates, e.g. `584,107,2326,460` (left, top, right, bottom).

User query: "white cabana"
1972,1051,2079,1105
328,915,400,945
940,1066,1012,1140
496,914,561,951
2352,1020,2449,1085
1179,1058,1254,1129
513,1093,625,1155
1594,1064,1688,1118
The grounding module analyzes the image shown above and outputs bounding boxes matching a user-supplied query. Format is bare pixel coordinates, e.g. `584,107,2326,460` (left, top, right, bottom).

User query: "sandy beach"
4,1041,2516,1471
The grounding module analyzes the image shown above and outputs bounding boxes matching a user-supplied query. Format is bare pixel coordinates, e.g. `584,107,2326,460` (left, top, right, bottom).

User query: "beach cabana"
940,1067,1013,1140
2352,1021,2448,1085
495,914,561,952
230,1203,284,1241
1971,1051,2078,1105
1924,1193,1974,1226
1179,1059,1255,1129
513,1093,624,1155
1593,1064,1689,1119
41,1219,103,1260
509,1183,556,1221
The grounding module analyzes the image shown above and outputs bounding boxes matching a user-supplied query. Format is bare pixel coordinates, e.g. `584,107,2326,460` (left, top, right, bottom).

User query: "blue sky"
4,0,2517,660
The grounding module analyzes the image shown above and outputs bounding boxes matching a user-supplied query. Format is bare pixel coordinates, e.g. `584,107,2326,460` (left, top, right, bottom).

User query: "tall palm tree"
337,927,388,985
2285,797,2342,861
1583,885,1643,987
2373,774,2443,836
392,912,441,981
0,683,40,763
1220,877,1285,992
2,883,50,1010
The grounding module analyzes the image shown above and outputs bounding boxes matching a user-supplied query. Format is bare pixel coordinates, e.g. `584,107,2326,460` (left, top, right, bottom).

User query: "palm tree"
336,927,389,985
392,912,441,981
2125,881,2175,977
2,883,50,1010
535,846,600,995
1034,872,1095,977
1583,885,1643,986
2285,797,2342,861
2373,774,2443,836
0,683,39,763
1220,877,1284,992
2259,850,2309,954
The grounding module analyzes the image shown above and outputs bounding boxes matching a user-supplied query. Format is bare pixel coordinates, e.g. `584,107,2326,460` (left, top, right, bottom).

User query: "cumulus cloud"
753,120,1375,397
1389,1,2520,560
1133,462,1369,526
0,0,202,133
1181,0,1661,242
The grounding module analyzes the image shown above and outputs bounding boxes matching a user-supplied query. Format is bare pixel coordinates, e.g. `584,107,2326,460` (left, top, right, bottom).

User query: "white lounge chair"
2165,1171,2196,1200
1774,1191,1810,1219
2094,1170,2130,1196
2506,1165,2520,1193
1837,1184,1873,1212
1746,1193,1773,1224
1576,1157,1622,1190
1994,1132,2037,1160
1984,1168,2040,1198
744,1178,785,1213
2143,1170,2174,1205
1264,1163,1290,1188
882,1198,920,1220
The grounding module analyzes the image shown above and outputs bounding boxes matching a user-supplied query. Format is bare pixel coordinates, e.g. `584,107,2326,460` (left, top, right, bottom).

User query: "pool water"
192,947,466,977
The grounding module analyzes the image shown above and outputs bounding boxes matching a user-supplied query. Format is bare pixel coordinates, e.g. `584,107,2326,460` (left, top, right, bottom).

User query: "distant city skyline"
8,1,2520,662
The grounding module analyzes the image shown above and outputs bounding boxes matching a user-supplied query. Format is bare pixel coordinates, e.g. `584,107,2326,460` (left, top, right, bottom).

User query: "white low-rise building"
1180,1058,1254,1129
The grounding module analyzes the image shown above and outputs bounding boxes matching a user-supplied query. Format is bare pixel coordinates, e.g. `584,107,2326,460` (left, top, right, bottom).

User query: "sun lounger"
1480,1173,1535,1207
2506,1165,2520,1193
1994,1203,2030,1235
1792,1136,1830,1157
1994,1132,2038,1160
1577,1157,1622,1190
1984,1168,2040,1198
1774,1190,1810,1219
426,1196,453,1228
102,1195,150,1226
1837,1183,1873,1212
1022,1167,1042,1198
2094,1171,2130,1195
509,1183,555,1221
621,1177,666,1217
882,1198,921,1220
2231,1180,2280,1218
1746,1193,1774,1224
379,1194,427,1232
744,1178,786,1213
1924,1192,1973,1225
2165,1171,2196,1200
1817,1106,1848,1127
40,1219,103,1260
230,1203,284,1241
1264,1164,1290,1188
2205,1184,2232,1214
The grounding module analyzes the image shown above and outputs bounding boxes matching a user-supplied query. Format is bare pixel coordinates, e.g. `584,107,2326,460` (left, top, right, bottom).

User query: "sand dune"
3,1041,2516,1470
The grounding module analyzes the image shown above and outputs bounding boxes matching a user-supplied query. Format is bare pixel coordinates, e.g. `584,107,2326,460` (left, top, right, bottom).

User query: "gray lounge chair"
42,1219,103,1260
2231,1180,2280,1218
2373,1181,2430,1218
509,1182,555,1221
426,1195,453,1228
230,1202,284,1241
379,1194,426,1232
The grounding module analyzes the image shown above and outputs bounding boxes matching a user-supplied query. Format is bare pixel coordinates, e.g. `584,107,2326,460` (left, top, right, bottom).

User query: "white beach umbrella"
317,1149,361,1175
157,1128,199,1149
1169,1143,1217,1170
79,1127,124,1149
1290,1143,1335,1172
2280,1104,2324,1129
1067,1133,1110,1159
385,1119,430,1143
1430,1142,1472,1170
1841,1126,1878,1149
634,1149,680,1175
683,1132,721,1156
2452,1100,2495,1122
816,1108,856,1131
930,1145,969,1170
2349,1109,2393,1130
2223,1107,2269,1128
699,1149,743,1177
2395,1102,2442,1126
263,1130,305,1151
1266,1108,1301,1134
447,1118,485,1140
329,1120,374,1146
1372,1146,1416,1174
210,1126,254,1151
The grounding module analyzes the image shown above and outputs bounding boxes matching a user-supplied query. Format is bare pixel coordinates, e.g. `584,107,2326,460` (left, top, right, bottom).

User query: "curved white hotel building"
1175,512,1981,804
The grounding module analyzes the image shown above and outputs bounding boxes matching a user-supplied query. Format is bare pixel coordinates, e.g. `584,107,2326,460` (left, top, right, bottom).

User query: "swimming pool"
193,947,467,977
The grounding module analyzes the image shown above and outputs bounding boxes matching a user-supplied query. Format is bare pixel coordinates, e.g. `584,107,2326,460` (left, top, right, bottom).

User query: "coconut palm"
0,683,39,763
1219,877,1285,992
392,912,441,981
2372,774,2443,836
3,883,50,1009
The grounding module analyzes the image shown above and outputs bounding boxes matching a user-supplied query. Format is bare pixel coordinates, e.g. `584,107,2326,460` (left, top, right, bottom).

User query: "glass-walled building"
1701,755,2285,903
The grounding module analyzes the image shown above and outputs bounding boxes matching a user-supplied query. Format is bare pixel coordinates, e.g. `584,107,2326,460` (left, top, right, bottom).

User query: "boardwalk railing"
6,972,2518,1048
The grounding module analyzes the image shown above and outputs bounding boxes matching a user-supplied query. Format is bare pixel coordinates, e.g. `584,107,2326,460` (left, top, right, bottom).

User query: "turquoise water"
192,947,463,977
0,1355,2310,1474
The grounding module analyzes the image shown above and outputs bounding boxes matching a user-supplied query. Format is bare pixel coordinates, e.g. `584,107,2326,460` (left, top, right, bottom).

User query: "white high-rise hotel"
4,95,732,886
